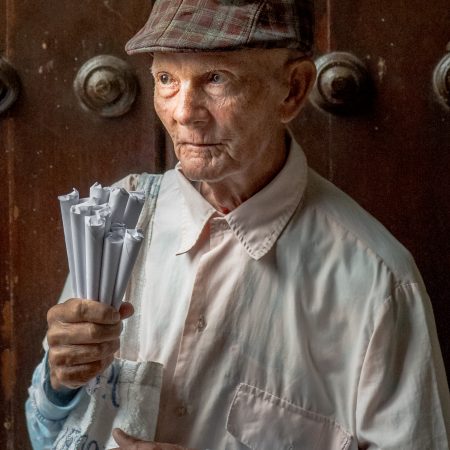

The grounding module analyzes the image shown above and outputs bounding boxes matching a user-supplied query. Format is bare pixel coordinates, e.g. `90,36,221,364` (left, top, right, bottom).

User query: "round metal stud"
433,53,450,109
74,55,138,117
0,57,20,114
311,52,372,114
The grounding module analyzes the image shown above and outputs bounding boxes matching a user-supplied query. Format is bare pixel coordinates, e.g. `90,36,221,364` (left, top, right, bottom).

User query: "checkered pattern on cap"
125,0,314,54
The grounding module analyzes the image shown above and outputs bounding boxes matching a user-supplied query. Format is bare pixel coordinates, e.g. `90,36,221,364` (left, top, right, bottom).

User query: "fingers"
113,428,140,445
46,298,135,390
119,302,134,320
47,298,121,326
49,339,120,366
47,320,122,346
50,354,115,390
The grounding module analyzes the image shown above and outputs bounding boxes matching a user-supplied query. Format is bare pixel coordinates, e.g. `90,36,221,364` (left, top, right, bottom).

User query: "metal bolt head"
310,52,372,114
74,55,138,118
433,53,450,108
0,57,21,114
86,68,124,105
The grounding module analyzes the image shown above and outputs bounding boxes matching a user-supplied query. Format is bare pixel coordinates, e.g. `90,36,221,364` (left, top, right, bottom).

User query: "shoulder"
297,169,421,284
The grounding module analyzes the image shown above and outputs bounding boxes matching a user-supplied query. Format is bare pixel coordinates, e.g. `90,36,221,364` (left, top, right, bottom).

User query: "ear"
279,58,316,124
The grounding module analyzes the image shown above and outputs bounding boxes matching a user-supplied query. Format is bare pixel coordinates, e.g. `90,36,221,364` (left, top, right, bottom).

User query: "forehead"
151,49,287,74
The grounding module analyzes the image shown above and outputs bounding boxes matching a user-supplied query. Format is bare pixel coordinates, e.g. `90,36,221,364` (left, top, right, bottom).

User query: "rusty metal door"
0,1,168,448
1,0,449,448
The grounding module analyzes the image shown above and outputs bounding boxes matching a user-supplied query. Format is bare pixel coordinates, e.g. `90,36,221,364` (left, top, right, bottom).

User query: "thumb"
119,302,134,320
112,428,140,445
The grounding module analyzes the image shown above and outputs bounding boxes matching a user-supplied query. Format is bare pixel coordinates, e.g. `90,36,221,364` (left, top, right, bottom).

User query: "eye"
208,72,226,84
158,73,172,85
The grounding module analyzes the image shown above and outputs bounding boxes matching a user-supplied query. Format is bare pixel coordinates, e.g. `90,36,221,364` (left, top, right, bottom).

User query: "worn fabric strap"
120,173,164,360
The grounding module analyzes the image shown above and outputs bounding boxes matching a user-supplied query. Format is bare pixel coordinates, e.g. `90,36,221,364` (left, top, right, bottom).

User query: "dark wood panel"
294,0,450,375
2,1,164,447
1,0,17,445
0,116,15,448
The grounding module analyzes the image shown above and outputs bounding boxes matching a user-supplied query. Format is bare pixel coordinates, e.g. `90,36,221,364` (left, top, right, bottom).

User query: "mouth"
180,142,221,147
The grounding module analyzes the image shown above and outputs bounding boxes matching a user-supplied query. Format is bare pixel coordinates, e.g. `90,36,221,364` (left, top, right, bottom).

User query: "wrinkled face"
151,50,290,183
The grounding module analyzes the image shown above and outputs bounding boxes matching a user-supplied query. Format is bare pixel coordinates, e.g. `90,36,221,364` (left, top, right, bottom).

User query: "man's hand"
47,298,134,390
111,428,191,450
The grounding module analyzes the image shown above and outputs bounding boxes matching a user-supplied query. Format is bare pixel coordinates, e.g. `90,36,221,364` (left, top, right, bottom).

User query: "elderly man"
26,1,449,449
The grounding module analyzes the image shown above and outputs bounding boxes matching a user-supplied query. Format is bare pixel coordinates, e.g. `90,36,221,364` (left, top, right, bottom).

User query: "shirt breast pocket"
226,383,354,450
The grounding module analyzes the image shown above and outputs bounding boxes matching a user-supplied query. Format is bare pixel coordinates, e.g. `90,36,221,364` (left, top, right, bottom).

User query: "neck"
199,132,289,213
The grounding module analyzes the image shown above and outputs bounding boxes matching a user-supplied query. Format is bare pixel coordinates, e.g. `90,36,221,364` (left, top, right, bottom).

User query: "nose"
173,82,209,126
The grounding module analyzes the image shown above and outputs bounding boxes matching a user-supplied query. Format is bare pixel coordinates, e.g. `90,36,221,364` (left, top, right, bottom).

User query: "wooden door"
1,1,449,448
292,0,449,377
0,1,167,448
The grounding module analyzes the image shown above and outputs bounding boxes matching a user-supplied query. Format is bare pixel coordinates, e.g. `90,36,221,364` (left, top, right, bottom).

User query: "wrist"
44,353,80,406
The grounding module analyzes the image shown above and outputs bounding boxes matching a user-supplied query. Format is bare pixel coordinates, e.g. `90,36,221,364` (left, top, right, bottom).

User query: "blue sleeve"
25,352,83,450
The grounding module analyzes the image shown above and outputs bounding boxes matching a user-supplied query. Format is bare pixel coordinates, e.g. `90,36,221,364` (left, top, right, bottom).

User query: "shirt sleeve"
25,352,84,450
355,282,450,449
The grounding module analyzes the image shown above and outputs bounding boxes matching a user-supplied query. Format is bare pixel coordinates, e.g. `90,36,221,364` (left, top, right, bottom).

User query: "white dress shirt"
136,138,449,449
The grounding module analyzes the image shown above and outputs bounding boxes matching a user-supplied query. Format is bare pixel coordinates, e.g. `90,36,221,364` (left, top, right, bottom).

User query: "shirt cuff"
30,352,83,421
43,353,80,406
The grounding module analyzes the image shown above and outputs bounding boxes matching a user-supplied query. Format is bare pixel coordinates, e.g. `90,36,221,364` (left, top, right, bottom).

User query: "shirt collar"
175,136,308,259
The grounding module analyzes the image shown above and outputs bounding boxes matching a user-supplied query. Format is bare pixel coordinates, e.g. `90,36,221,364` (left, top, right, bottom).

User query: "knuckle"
48,348,63,366
74,299,88,321
50,348,75,368
46,329,57,346
47,349,57,367
54,366,66,383
47,323,73,346
87,323,101,341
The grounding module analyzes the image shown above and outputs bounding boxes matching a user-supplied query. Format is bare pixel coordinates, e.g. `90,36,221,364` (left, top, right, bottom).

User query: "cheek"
154,96,173,128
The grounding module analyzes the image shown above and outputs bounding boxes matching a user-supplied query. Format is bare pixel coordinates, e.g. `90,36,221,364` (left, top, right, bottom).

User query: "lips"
180,142,220,147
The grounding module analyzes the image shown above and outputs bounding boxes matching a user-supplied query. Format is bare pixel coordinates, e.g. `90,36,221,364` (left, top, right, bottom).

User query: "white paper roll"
70,201,96,298
112,229,144,310
85,215,106,301
58,188,79,296
90,182,111,205
99,231,124,306
122,191,145,229
108,187,129,224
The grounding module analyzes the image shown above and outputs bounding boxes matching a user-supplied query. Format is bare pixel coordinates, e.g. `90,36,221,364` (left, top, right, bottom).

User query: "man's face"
151,50,290,184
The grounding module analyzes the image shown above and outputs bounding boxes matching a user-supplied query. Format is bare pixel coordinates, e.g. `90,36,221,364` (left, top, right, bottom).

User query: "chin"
179,163,224,183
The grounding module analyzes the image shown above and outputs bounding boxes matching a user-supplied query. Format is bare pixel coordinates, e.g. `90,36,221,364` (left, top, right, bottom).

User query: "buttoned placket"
164,214,231,423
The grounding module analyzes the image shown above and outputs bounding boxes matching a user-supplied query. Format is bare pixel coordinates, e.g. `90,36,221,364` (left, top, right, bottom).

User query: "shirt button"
175,405,187,417
196,315,206,331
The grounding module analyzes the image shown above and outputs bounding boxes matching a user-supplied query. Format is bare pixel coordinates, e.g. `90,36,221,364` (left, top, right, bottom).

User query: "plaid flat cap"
125,0,314,55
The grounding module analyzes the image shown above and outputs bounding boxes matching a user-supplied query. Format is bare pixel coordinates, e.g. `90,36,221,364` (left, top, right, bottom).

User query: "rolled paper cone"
85,215,106,301
110,223,126,236
108,187,129,224
94,203,112,234
58,188,79,296
70,201,96,298
112,229,144,310
89,182,111,204
99,230,124,306
122,191,146,229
